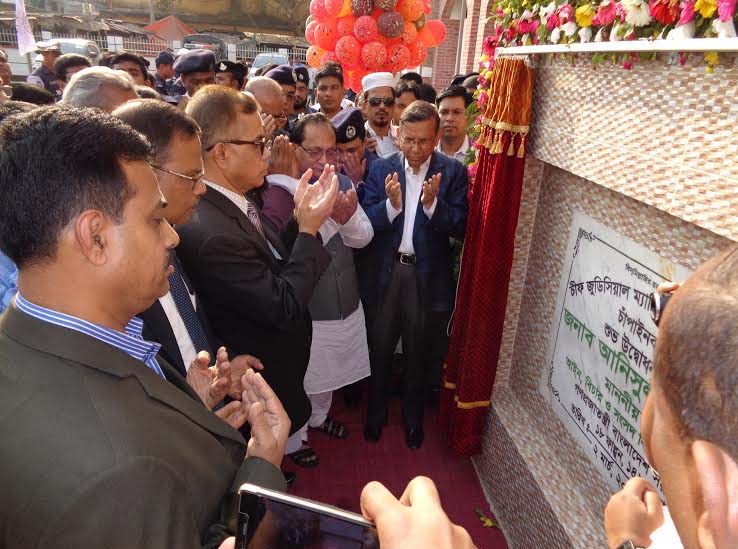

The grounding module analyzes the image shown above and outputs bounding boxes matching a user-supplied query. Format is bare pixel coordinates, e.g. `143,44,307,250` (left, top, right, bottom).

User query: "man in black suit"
113,99,262,388
180,85,338,455
0,106,292,548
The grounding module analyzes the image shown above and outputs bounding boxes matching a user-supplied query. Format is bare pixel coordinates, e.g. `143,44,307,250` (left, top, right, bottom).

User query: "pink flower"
477,91,489,107
547,12,561,30
559,3,575,20
593,1,618,24
678,0,695,22
468,163,478,178
483,35,497,56
496,6,504,17
475,115,483,125
623,59,634,69
615,2,627,20
718,0,736,20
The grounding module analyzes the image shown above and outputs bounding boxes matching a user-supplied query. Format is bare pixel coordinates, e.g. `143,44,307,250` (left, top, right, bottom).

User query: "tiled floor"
289,387,509,549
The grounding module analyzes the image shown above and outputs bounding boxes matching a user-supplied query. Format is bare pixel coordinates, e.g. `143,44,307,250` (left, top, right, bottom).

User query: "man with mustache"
362,72,400,157
435,86,472,163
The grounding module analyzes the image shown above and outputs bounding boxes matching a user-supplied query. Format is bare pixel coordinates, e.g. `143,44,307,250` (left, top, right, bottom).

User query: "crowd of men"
0,41,736,549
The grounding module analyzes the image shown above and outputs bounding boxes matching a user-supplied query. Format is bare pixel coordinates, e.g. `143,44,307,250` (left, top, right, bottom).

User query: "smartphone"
236,483,379,549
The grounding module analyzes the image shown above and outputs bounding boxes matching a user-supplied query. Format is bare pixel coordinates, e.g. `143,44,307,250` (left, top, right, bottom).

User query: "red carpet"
288,389,508,549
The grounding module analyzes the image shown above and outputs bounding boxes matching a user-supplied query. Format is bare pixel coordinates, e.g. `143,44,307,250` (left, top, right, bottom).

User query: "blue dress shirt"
15,292,166,379
0,250,18,314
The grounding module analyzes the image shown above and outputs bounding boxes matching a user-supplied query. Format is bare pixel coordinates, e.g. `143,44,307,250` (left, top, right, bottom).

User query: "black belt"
396,252,416,265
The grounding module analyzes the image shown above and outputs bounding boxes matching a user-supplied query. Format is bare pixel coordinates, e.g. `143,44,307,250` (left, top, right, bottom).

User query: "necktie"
246,201,265,239
168,255,213,362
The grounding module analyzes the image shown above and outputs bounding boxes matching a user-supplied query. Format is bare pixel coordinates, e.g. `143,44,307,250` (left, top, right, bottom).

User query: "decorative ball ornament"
396,0,424,21
306,45,327,67
401,19,418,43
373,0,397,9
337,15,357,36
324,0,344,16
407,39,427,65
351,0,374,16
354,15,380,42
314,19,339,50
310,0,330,20
378,11,404,37
361,40,388,69
427,19,447,44
305,20,319,43
322,50,341,64
338,0,352,16
384,42,411,72
335,34,362,66
414,12,427,29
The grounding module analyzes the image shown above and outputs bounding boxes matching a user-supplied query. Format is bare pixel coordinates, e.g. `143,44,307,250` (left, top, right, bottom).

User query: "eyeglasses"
401,136,434,148
649,291,672,327
205,137,272,154
299,144,339,163
152,165,205,190
367,97,395,108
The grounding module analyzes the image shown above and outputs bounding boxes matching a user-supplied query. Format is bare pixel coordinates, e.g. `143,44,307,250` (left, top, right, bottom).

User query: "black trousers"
366,260,426,430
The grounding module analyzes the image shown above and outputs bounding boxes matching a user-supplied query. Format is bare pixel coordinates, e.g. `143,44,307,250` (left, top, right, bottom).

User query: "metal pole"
147,0,155,23
454,0,466,76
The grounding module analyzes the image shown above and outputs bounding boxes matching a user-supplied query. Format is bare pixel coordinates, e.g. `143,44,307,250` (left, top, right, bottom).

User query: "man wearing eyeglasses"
361,100,469,449
362,72,400,158
179,85,340,460
259,112,372,467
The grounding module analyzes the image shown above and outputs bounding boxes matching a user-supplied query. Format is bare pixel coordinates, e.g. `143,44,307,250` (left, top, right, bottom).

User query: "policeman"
153,51,175,98
292,64,310,120
332,107,379,201
215,60,247,91
27,42,62,99
172,49,216,100
265,64,297,125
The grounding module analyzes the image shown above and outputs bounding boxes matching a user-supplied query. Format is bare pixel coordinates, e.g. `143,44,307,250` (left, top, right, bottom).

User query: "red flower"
483,35,497,56
649,0,680,23
546,12,561,30
593,1,618,24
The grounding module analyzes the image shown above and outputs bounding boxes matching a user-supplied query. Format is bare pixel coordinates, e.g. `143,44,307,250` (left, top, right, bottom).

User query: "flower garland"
487,0,737,71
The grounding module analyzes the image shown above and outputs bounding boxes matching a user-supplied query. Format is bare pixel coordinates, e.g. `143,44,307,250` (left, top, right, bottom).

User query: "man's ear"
73,210,110,266
692,439,738,548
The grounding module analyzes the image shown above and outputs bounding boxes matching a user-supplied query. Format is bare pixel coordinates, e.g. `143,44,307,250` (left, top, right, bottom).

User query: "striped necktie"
167,255,212,362
246,201,265,239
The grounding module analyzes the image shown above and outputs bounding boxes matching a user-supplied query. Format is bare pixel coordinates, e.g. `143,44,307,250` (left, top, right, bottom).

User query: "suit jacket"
360,151,469,312
176,186,332,433
139,254,219,376
0,303,286,549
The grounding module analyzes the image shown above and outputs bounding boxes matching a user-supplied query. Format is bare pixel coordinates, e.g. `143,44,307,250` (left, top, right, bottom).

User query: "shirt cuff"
423,197,438,218
386,198,402,222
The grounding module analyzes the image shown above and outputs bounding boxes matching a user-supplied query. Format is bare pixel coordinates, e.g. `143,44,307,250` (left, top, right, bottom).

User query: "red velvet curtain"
440,58,535,456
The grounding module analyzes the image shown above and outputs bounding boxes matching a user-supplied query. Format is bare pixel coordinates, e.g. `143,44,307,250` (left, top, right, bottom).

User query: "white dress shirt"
205,179,281,259
158,290,198,371
265,174,374,248
436,135,471,163
386,157,437,254
365,122,400,157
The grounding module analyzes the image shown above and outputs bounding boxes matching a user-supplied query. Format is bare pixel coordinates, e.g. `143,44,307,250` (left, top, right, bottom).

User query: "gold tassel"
517,134,526,158
487,129,496,151
507,133,515,156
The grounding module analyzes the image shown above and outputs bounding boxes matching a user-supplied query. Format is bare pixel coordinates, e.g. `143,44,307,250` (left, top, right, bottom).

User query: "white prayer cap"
361,72,398,93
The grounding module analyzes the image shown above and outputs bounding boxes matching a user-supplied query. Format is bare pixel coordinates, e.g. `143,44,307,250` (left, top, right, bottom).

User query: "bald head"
655,245,738,456
244,76,284,120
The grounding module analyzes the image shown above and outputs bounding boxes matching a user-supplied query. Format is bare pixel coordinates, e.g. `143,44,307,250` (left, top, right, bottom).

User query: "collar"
204,179,249,206
404,155,432,176
437,135,470,157
365,121,395,139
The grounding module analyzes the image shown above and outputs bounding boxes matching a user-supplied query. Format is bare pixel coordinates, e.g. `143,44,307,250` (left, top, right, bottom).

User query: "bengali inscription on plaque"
539,211,691,494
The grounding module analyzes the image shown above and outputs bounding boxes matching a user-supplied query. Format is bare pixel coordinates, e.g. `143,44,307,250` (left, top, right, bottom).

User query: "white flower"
578,26,593,42
541,1,557,17
712,18,737,38
562,20,578,36
610,23,623,40
550,27,562,42
666,20,695,39
622,0,651,26
522,9,533,19
594,27,606,41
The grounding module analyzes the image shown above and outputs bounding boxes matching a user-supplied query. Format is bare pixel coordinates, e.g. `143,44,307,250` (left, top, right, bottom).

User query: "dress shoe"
405,427,424,449
364,423,382,442
283,470,296,486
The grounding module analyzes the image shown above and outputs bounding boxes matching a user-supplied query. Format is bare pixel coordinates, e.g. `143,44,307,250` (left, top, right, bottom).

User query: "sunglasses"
367,97,395,108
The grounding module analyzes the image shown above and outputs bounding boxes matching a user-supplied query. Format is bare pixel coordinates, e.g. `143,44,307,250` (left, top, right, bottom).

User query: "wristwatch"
616,541,645,549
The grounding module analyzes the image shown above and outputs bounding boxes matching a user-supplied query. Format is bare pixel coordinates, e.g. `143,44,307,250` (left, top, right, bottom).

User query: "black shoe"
364,423,382,442
283,471,296,486
405,427,424,449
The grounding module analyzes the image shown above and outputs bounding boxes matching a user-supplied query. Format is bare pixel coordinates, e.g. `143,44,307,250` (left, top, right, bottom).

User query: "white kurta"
266,174,372,394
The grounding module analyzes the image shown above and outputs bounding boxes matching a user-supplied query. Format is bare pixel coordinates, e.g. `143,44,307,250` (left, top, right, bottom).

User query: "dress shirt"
204,180,282,259
365,122,400,157
386,157,437,254
266,174,373,247
158,290,198,370
0,250,18,314
436,135,471,163
14,292,165,378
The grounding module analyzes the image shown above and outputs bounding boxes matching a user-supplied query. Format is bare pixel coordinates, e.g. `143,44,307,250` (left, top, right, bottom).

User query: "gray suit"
0,303,286,549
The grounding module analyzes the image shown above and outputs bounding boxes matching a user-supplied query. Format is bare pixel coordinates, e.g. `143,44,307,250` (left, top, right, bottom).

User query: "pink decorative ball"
354,15,380,43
